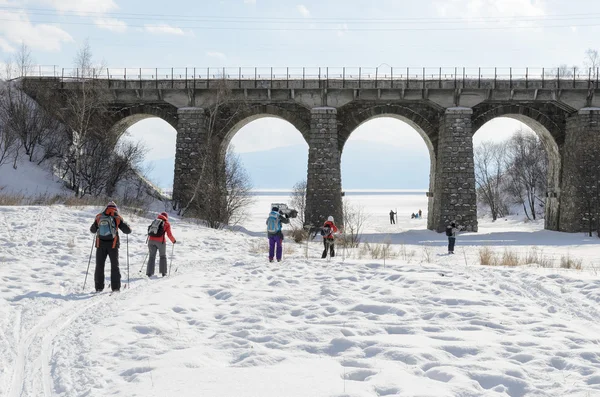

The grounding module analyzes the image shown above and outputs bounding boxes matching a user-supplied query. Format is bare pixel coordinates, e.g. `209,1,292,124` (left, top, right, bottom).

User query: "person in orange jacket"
321,215,339,259
146,212,176,277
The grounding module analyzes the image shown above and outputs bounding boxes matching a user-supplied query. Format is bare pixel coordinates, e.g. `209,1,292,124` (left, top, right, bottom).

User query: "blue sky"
2,0,598,188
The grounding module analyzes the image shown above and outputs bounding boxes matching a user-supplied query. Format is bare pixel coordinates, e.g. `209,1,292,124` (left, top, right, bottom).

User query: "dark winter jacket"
90,207,131,249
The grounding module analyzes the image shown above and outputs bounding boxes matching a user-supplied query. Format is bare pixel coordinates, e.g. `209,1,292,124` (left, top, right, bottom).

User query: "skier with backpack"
446,221,461,254
146,212,177,277
266,206,290,262
321,216,338,259
89,201,131,292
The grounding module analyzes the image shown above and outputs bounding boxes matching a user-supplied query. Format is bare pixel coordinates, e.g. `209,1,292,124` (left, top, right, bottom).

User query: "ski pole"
139,252,148,273
126,234,130,288
169,242,175,276
139,236,149,273
83,235,95,292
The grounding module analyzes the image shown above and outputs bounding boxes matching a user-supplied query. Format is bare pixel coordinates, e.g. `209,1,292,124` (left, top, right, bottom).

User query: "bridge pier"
560,108,600,233
173,107,206,207
305,107,344,229
433,108,478,232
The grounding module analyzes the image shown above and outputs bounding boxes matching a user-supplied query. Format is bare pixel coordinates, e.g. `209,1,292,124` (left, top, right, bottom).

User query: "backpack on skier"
148,219,165,237
445,226,453,237
97,214,118,241
266,213,280,234
321,226,332,237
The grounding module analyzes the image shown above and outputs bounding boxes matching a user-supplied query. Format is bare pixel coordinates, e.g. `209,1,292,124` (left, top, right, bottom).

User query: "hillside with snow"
1,204,600,397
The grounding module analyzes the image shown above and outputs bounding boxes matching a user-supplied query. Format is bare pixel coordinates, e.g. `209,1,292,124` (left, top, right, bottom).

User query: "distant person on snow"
446,221,461,254
146,212,177,277
321,216,339,259
266,206,290,262
418,209,422,218
389,210,396,224
90,201,131,292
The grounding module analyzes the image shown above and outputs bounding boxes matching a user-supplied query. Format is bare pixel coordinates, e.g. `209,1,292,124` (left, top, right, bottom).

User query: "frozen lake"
240,190,429,235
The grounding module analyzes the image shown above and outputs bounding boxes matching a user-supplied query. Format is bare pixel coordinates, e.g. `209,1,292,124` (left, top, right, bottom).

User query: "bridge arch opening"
224,116,309,231
472,115,560,229
341,115,434,232
117,116,177,196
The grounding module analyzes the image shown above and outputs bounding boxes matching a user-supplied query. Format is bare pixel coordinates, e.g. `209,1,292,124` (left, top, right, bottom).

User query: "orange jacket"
149,214,176,244
323,221,338,240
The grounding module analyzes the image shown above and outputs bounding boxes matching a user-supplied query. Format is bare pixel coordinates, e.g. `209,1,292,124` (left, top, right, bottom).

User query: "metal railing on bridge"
21,65,600,88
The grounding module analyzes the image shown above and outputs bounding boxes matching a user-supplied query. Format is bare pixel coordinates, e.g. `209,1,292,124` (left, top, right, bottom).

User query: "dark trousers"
322,239,335,258
390,216,395,224
95,246,121,291
448,237,456,253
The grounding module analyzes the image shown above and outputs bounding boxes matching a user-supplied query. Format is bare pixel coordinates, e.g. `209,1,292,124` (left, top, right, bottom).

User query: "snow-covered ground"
2,202,600,397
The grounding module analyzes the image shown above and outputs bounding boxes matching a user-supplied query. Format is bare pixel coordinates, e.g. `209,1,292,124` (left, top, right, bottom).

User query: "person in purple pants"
266,206,290,262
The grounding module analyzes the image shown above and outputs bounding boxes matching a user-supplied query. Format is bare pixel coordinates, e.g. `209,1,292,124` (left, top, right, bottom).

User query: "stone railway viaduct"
23,72,600,233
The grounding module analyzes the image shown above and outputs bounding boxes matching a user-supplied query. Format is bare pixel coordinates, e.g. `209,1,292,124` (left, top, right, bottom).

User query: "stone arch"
216,103,311,160
108,103,179,139
471,103,570,230
337,103,443,230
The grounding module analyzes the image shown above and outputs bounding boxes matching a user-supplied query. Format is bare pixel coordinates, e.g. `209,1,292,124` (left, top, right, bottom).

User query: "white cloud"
296,4,310,17
206,51,226,61
94,17,127,33
243,0,256,4
144,23,186,36
0,37,15,53
0,9,74,52
39,0,118,15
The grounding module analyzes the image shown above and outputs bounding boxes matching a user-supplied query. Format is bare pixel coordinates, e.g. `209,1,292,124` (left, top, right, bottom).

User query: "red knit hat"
160,212,169,219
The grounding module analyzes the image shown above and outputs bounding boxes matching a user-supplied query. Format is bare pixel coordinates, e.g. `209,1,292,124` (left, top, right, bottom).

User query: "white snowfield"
2,206,600,397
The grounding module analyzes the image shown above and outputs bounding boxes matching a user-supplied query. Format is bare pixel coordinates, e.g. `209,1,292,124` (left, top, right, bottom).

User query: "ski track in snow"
1,206,600,396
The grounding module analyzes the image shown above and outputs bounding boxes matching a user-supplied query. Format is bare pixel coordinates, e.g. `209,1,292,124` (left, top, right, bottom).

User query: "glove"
173,239,177,244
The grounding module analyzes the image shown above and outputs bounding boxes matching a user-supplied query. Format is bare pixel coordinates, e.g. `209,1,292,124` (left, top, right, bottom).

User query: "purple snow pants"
268,234,283,261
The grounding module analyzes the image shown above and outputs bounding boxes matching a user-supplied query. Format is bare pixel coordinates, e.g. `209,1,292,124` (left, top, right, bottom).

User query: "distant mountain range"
146,142,430,190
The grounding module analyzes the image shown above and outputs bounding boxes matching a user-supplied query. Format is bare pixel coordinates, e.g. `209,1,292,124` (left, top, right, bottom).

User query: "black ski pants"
448,237,456,253
322,239,335,258
95,246,121,291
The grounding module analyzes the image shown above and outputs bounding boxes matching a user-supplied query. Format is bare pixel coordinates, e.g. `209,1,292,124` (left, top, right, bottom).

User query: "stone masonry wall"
433,108,478,232
559,109,600,233
305,108,343,229
172,107,206,205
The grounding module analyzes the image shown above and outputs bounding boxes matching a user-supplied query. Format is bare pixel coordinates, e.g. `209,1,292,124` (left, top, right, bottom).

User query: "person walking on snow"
446,221,460,254
266,206,290,262
321,216,339,259
389,210,397,224
146,212,177,277
90,201,131,292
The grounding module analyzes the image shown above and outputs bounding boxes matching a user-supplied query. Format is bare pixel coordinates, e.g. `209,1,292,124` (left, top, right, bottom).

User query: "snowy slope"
0,158,68,196
2,206,600,397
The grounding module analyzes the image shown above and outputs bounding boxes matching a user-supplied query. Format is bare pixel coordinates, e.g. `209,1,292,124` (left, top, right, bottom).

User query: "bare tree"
544,64,580,78
290,179,307,226
105,140,148,196
504,131,548,220
0,117,20,168
224,147,254,227
46,41,112,196
474,141,508,221
585,48,600,79
342,200,366,248
0,45,56,163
